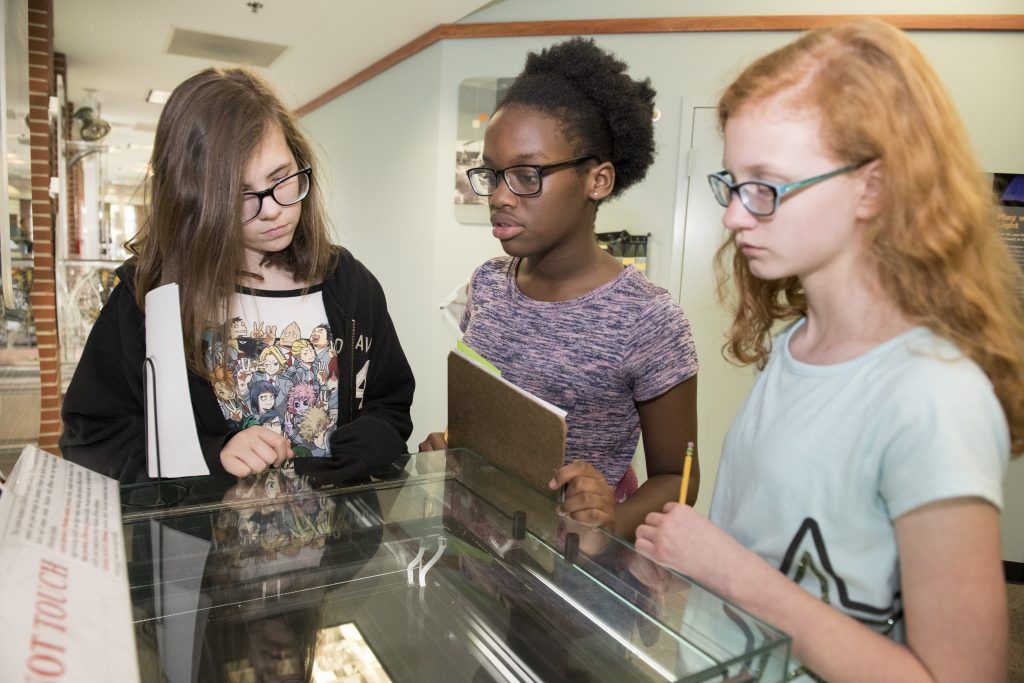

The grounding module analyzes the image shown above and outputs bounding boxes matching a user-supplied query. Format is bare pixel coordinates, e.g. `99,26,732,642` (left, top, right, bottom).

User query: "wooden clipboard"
447,351,567,495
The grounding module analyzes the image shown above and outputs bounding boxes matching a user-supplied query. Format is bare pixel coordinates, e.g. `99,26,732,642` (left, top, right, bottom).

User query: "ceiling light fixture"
146,89,171,105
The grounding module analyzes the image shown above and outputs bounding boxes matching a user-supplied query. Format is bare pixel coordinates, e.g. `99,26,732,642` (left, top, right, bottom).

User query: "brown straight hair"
127,68,334,376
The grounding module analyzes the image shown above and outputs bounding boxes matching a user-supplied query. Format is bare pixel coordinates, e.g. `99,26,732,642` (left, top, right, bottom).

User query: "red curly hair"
714,19,1024,455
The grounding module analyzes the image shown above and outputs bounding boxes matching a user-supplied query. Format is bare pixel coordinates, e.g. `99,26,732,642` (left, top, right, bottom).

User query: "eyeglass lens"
242,171,310,222
468,167,542,197
709,175,776,216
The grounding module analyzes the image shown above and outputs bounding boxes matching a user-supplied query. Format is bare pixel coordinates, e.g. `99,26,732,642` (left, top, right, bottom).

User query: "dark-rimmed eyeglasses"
707,160,870,217
466,156,596,197
241,167,312,223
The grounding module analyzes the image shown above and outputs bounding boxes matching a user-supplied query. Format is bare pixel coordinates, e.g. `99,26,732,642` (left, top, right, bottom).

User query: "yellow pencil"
678,441,694,504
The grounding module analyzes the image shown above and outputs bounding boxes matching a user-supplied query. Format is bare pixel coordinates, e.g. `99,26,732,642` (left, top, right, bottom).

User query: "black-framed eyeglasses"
466,156,596,197
241,167,312,223
707,160,870,217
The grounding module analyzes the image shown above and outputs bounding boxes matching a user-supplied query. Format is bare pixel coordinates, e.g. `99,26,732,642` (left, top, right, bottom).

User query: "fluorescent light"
146,89,171,104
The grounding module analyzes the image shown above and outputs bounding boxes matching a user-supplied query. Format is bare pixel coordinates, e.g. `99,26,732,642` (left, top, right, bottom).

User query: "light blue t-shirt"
710,319,1008,675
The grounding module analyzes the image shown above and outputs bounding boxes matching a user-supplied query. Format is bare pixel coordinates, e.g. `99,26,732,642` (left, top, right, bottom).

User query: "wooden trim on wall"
296,25,446,116
295,13,1024,116
436,14,1024,37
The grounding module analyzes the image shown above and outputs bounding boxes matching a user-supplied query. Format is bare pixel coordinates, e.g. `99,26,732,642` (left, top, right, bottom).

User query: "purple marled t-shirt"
460,256,699,490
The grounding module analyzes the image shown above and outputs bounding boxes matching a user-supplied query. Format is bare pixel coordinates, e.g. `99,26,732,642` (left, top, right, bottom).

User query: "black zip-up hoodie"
60,247,415,484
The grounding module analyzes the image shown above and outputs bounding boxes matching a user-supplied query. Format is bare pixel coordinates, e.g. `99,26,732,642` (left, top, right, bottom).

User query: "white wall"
301,1,1024,560
300,43,444,447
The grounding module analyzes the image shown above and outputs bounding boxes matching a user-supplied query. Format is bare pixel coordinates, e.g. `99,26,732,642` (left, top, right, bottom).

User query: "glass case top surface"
122,449,789,682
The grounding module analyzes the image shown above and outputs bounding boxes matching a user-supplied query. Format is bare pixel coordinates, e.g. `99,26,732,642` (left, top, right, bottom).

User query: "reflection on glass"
58,139,146,382
4,0,31,259
123,452,790,682
59,263,118,368
312,623,391,682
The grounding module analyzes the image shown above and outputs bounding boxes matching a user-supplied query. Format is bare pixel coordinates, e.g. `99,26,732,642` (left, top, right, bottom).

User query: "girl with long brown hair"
637,20,1020,681
61,68,414,484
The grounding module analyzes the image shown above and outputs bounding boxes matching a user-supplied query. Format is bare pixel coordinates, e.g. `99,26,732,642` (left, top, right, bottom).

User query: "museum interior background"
2,2,1022,674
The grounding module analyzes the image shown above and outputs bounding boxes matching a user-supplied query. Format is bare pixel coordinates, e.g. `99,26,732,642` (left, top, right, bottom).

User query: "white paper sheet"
145,283,209,478
0,445,139,682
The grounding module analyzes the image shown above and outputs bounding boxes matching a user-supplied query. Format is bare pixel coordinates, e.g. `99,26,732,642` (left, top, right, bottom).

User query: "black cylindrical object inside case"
564,532,580,565
512,510,527,540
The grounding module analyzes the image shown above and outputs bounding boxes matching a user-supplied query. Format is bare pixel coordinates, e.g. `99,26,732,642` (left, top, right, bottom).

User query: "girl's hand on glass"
417,431,449,452
220,426,293,477
549,460,616,530
628,554,673,599
635,503,751,596
413,432,450,475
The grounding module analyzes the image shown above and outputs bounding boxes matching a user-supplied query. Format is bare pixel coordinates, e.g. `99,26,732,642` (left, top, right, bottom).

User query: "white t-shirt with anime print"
204,284,341,459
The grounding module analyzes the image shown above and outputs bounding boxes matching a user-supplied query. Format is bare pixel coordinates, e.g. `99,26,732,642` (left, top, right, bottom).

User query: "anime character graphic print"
204,285,343,458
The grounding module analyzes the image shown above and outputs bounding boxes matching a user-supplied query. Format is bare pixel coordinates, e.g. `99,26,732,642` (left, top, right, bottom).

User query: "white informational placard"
144,283,209,478
0,445,140,681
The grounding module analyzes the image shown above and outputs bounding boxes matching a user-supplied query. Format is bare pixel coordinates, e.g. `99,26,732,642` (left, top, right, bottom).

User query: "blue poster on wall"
995,173,1024,301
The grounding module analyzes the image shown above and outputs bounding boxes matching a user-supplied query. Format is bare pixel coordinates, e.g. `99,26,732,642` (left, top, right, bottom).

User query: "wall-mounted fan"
72,89,111,142
73,105,111,142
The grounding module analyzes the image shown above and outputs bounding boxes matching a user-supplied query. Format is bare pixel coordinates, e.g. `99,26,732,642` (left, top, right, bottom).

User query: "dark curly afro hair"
497,37,657,200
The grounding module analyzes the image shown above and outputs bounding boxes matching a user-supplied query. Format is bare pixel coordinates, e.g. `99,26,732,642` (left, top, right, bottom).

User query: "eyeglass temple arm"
777,161,868,197
541,156,595,172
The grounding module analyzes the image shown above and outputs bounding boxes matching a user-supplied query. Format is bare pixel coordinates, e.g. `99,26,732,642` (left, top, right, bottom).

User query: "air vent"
166,28,288,67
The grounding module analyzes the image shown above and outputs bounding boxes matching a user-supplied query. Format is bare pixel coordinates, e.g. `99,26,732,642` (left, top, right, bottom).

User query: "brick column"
27,0,61,453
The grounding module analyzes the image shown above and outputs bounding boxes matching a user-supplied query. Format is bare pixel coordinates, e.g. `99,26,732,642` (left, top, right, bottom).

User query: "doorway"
677,106,755,514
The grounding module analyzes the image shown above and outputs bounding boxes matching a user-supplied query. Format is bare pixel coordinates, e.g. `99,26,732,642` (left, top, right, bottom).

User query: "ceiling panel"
53,0,490,185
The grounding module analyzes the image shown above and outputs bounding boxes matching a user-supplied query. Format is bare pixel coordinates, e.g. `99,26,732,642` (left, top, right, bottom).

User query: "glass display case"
121,449,790,682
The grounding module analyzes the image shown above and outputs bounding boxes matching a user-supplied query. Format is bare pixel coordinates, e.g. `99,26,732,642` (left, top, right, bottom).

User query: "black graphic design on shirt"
779,517,902,633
